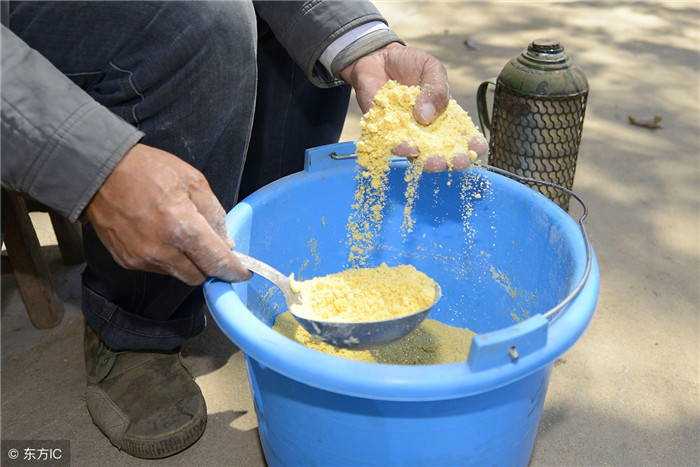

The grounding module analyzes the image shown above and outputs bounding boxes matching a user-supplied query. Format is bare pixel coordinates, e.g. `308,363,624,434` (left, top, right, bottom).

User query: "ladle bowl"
232,251,441,349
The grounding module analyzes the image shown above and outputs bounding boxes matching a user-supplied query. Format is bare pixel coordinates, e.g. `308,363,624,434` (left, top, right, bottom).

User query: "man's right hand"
341,42,489,172
85,143,252,286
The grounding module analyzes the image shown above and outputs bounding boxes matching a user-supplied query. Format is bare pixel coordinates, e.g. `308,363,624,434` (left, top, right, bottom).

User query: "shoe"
83,323,207,459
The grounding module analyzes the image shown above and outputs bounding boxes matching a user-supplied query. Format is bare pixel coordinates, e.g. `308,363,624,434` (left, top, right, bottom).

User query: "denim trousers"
9,1,351,350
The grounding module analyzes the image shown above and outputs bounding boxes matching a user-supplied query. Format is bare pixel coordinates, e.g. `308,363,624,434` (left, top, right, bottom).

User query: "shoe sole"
120,399,207,459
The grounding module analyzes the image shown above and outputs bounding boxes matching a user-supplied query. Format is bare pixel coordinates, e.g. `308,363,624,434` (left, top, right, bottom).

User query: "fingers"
382,45,449,125
162,186,251,285
391,142,452,172
393,133,489,173
179,170,250,283
411,54,449,126
396,150,460,173
421,156,445,173
102,206,252,286
450,154,471,171
190,181,236,250
95,227,209,286
469,134,489,158
149,251,208,287
391,141,419,158
178,208,253,285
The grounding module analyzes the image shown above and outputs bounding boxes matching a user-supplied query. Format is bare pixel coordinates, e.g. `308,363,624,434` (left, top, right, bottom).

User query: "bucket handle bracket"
467,314,549,372
304,141,358,173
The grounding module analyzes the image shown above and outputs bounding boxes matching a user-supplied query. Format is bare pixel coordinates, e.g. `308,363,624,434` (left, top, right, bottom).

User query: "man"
2,0,487,458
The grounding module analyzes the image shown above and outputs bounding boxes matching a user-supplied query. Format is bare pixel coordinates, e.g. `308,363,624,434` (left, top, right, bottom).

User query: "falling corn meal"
347,80,485,265
288,263,436,323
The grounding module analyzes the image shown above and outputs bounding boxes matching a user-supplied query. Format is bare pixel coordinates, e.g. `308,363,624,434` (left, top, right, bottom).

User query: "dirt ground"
2,2,698,466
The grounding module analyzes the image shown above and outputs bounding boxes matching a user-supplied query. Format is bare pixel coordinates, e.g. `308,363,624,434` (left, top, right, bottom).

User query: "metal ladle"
232,251,441,350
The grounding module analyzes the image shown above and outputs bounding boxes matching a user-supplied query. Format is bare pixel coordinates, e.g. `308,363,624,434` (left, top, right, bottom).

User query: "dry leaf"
628,115,663,129
463,39,481,51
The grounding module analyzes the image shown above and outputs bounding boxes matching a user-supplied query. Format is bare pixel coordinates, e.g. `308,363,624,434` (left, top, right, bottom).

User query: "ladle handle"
232,251,297,305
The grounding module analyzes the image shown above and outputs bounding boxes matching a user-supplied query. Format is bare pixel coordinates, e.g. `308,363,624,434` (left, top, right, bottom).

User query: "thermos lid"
529,39,564,54
498,38,589,97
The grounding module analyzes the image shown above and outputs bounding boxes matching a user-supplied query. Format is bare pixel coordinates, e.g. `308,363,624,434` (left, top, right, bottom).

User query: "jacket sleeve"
253,0,401,88
1,25,143,222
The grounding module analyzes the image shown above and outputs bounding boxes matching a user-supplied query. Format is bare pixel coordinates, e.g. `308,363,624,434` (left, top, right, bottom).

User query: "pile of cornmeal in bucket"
273,81,484,364
274,311,475,364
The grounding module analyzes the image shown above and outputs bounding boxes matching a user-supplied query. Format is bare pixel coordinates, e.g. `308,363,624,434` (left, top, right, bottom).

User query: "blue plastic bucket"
204,142,599,466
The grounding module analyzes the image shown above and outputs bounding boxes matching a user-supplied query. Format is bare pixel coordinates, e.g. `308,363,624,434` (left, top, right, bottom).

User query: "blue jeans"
10,1,350,350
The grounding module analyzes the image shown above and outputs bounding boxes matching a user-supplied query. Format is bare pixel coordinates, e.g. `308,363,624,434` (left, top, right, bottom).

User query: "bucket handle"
326,151,592,323
472,162,592,323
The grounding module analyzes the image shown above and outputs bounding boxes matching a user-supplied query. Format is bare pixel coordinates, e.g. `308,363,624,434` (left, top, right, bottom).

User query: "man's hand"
85,143,252,285
341,43,450,125
341,42,488,172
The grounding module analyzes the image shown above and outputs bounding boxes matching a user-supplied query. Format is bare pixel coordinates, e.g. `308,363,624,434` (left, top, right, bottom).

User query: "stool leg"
48,210,84,265
4,192,64,329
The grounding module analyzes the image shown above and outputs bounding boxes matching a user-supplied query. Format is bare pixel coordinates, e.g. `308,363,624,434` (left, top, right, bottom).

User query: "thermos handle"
476,78,496,140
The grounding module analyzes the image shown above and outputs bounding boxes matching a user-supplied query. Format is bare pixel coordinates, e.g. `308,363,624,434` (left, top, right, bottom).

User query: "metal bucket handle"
327,151,592,323
472,162,592,322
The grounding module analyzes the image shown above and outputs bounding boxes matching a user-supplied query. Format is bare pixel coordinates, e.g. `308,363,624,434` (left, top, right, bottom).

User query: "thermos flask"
477,39,589,210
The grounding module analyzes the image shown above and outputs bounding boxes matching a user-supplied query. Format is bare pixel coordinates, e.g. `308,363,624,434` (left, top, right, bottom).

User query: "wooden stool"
2,191,84,329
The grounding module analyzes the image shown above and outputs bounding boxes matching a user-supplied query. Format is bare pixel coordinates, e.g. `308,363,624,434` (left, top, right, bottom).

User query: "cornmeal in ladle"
289,263,435,322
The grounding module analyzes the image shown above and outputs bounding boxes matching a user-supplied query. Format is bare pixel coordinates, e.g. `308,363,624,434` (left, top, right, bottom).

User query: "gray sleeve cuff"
330,29,404,79
254,0,401,88
2,98,143,223
53,106,144,222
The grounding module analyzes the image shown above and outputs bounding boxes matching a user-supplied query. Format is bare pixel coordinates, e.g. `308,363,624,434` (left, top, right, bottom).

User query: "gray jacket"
1,1,399,222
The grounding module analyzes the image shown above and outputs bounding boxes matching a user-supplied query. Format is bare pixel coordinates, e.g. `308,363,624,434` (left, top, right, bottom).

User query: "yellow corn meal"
289,263,435,322
356,80,481,173
347,80,484,265
273,311,476,365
